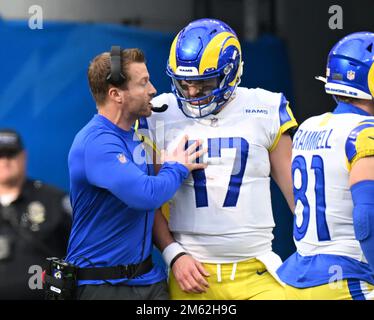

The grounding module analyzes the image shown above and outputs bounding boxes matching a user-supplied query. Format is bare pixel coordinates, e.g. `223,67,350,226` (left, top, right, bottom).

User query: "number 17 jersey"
147,87,297,263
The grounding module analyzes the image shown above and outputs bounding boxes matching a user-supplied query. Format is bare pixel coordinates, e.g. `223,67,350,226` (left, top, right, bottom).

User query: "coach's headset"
106,46,126,87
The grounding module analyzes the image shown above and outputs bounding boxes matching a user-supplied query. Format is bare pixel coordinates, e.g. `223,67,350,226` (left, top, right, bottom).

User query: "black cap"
0,129,24,157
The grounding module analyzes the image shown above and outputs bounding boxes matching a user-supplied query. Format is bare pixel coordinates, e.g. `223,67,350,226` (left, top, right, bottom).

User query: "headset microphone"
151,104,168,113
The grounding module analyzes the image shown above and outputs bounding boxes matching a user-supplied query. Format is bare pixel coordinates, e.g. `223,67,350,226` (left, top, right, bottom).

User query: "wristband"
170,252,188,269
162,242,185,267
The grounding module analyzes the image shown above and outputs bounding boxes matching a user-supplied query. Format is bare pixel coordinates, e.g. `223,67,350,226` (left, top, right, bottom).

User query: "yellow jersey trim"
347,126,374,170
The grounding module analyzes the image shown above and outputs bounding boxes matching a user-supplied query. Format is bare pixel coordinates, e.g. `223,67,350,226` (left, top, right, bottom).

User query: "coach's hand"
172,254,210,294
161,135,207,172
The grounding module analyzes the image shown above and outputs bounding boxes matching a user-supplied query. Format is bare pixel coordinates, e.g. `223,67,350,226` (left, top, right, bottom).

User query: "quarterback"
277,32,374,300
145,19,298,299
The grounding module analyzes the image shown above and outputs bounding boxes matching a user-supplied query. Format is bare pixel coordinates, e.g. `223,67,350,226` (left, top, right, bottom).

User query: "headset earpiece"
106,46,125,87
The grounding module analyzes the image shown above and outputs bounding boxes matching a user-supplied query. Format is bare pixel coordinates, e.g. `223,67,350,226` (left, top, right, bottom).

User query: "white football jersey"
292,111,374,262
147,87,297,263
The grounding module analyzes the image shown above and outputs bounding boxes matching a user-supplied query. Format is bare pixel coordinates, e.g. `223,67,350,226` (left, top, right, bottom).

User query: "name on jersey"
293,129,333,151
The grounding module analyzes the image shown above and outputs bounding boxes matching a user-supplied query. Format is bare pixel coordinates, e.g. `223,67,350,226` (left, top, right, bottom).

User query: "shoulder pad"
346,119,374,165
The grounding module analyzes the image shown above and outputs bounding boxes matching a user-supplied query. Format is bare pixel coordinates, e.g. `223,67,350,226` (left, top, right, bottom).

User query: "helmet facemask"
169,59,243,118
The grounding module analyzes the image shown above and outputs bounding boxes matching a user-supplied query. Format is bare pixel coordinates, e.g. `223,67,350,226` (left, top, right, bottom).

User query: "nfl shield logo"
117,153,127,164
347,70,356,81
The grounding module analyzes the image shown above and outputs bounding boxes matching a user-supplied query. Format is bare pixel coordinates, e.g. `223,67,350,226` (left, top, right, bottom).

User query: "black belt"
76,255,153,281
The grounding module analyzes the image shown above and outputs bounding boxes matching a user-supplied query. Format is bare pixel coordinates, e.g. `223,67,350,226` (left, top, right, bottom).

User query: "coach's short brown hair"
88,48,145,105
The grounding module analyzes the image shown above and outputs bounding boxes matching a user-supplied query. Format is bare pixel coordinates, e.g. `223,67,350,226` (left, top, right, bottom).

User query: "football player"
277,32,374,300
146,18,298,299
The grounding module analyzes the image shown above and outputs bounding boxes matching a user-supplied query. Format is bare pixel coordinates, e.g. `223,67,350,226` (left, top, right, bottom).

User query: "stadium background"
0,0,373,264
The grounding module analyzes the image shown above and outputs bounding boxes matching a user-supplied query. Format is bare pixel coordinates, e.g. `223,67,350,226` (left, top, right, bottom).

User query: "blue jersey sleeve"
84,132,189,211
278,94,297,129
351,180,374,271
269,93,298,151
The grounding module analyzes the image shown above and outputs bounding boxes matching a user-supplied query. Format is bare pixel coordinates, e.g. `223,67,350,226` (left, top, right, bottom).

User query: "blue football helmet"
316,32,374,100
166,18,243,118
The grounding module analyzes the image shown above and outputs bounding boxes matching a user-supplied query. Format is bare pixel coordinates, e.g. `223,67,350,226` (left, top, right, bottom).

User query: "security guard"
0,129,72,299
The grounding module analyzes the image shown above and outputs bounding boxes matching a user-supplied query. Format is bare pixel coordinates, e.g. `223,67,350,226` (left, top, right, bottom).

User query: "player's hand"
161,135,207,172
171,254,210,293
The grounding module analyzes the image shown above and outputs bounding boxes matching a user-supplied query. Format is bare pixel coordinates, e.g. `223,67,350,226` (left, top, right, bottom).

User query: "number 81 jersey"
147,87,297,261
291,106,374,262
